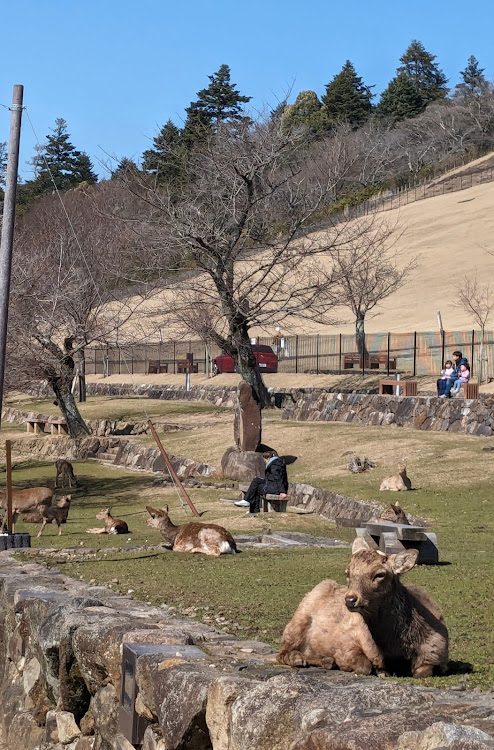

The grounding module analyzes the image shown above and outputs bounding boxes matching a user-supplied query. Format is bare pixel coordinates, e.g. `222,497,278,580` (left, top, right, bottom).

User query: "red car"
213,345,278,375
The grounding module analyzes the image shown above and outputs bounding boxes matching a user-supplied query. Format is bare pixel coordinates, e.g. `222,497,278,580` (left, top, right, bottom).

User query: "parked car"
213,345,278,375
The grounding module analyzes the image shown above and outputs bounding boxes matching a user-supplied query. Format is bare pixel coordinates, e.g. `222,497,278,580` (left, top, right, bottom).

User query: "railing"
85,328,493,381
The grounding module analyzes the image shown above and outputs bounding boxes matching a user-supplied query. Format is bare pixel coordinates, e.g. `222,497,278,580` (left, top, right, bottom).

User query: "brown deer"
86,507,129,535
369,501,410,525
36,495,71,537
55,459,78,488
379,464,412,491
277,578,387,675
146,505,237,556
345,538,448,677
278,538,448,678
0,487,53,532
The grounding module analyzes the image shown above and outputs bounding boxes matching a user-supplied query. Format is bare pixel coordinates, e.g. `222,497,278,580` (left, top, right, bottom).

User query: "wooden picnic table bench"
354,521,439,565
460,381,479,399
176,359,199,373
238,483,288,513
344,354,397,371
25,417,47,434
379,378,418,396
24,417,68,436
148,360,168,374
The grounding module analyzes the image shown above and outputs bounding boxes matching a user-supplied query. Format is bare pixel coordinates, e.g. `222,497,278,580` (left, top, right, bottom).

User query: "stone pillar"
234,380,262,452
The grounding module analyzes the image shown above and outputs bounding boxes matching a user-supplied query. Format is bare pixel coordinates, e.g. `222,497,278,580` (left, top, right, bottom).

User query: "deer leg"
412,663,434,678
276,649,308,667
37,520,47,538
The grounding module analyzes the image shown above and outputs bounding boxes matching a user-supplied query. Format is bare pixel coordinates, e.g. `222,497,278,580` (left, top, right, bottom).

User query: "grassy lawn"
6,394,227,422
5,397,494,691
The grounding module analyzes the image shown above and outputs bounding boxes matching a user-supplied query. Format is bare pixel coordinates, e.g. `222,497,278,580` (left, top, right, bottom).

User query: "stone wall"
20,380,494,435
0,554,493,750
8,435,217,480
283,391,494,436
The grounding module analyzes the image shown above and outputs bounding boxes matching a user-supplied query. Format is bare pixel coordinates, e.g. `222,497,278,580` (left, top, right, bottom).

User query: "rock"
234,380,262,451
74,738,96,750
206,675,261,750
141,725,168,750
397,721,494,749
221,446,265,482
56,711,82,744
6,710,45,750
113,734,136,750
91,684,119,746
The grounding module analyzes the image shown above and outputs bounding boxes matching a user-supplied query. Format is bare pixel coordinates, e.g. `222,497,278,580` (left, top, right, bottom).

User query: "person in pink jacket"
451,364,470,395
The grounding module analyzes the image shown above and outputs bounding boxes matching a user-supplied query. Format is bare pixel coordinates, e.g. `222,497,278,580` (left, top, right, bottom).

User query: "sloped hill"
117,163,494,339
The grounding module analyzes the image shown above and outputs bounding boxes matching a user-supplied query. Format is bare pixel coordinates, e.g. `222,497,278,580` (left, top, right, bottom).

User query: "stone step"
98,452,118,462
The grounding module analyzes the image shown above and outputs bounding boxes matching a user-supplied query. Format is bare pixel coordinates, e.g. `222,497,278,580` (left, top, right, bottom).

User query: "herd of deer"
0,457,449,678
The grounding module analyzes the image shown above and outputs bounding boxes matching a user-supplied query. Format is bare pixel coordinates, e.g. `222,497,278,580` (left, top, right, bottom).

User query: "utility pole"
0,84,24,419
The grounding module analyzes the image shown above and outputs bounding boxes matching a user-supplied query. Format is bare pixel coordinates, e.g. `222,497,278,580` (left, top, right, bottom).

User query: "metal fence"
86,329,493,380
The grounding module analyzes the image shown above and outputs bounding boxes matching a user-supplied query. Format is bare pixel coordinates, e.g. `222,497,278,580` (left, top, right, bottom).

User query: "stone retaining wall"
283,391,494,436
7,435,217,480
0,554,493,750
21,381,494,435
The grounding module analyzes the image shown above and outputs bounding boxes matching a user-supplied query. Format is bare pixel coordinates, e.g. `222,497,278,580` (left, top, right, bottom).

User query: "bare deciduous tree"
127,118,403,406
323,220,417,361
7,184,156,437
456,275,494,384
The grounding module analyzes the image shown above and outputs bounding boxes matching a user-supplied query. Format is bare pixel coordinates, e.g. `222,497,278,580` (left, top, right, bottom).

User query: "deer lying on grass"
0,486,53,531
146,505,237,556
36,495,71,537
277,578,388,675
278,538,449,678
379,464,412,491
369,501,410,525
55,458,78,488
86,507,129,535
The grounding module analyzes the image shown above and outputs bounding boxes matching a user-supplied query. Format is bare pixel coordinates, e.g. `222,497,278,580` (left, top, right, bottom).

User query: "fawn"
86,507,129,535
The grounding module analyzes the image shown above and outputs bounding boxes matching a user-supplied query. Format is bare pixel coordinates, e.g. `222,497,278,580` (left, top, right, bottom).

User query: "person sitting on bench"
234,450,288,515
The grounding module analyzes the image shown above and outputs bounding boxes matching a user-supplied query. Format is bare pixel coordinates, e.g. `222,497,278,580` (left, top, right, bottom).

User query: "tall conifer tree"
455,55,488,98
397,40,448,105
321,61,373,129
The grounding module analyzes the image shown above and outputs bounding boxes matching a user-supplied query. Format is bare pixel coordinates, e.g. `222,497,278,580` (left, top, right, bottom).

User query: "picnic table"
354,521,439,564
238,483,288,513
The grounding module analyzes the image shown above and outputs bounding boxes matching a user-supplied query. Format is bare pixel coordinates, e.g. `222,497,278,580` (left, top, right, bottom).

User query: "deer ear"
146,506,158,518
389,549,418,575
352,536,370,554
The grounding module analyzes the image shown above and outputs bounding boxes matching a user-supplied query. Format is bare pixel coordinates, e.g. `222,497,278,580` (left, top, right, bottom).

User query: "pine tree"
183,64,251,146
281,91,329,136
34,119,97,194
142,119,184,183
376,72,424,121
455,55,488,99
111,157,140,180
321,61,373,129
397,40,448,106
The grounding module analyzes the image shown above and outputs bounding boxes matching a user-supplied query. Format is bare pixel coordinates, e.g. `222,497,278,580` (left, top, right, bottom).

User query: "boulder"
234,380,262,451
221,446,265,482
90,684,120,747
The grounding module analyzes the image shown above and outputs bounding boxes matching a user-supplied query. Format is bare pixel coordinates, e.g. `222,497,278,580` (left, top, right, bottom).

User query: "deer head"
344,537,419,617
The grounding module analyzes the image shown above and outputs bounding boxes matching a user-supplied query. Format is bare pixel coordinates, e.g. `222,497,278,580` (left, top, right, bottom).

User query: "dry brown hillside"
118,162,494,339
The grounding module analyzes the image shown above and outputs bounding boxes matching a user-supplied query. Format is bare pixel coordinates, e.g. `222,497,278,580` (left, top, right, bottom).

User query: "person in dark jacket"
439,350,470,399
234,451,288,515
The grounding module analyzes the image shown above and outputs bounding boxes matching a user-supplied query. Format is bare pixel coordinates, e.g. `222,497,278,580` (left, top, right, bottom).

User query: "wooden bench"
344,354,397,371
379,378,418,396
48,418,69,435
25,418,47,434
354,521,439,565
176,359,198,374
460,381,479,399
148,360,168,374
238,483,288,513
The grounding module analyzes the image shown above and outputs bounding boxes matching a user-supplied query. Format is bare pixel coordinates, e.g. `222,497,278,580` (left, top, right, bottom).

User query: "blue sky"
2,0,493,180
